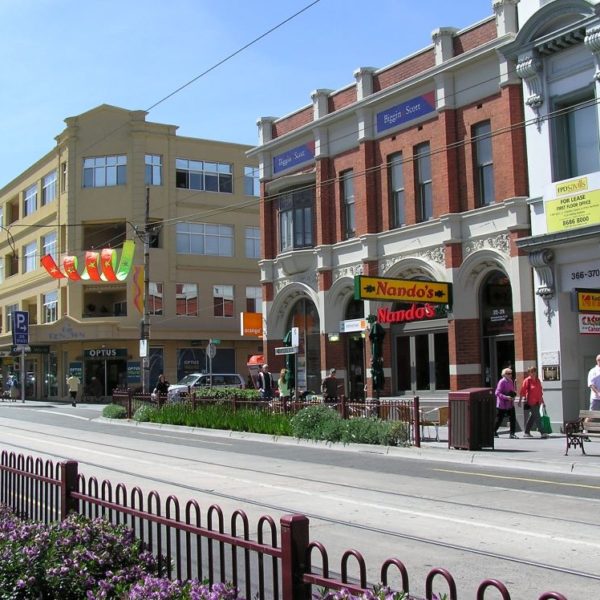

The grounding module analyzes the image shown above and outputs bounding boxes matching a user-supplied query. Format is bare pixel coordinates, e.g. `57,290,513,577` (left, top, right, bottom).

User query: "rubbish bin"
448,387,495,450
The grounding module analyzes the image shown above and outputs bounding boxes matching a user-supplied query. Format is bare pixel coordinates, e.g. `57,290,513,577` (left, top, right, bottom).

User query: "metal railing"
0,449,568,600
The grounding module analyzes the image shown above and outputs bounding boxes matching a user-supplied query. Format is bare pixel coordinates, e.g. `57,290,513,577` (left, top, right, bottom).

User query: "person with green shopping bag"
518,366,548,438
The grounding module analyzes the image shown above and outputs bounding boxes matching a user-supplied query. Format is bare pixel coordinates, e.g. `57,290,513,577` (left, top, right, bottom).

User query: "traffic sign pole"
20,349,25,403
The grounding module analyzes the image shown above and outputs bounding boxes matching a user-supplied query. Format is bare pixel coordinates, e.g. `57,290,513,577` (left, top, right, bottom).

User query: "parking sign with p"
12,311,29,346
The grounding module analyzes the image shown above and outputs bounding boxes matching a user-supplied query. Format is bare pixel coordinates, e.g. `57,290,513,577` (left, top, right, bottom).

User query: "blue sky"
0,0,493,188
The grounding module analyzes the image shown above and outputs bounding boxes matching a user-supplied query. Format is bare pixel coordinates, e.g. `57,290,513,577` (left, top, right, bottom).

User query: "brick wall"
453,20,496,56
373,49,435,93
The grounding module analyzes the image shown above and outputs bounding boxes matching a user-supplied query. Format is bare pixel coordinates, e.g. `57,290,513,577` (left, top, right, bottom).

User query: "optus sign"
354,275,452,306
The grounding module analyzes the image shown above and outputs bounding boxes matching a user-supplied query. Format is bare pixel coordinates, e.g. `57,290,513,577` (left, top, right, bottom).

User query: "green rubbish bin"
448,387,495,450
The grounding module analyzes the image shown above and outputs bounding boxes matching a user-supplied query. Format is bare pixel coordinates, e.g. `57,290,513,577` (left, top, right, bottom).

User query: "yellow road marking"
434,468,600,491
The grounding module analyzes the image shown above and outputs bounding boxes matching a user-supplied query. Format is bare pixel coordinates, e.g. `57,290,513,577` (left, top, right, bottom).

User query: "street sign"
12,345,31,354
12,311,29,346
275,346,298,355
339,318,368,333
207,342,217,359
210,338,221,345
291,327,299,347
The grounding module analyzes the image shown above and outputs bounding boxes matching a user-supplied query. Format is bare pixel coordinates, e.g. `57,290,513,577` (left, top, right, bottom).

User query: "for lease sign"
545,175,600,233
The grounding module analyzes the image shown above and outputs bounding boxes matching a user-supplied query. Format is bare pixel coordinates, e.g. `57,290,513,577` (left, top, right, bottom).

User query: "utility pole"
140,187,151,393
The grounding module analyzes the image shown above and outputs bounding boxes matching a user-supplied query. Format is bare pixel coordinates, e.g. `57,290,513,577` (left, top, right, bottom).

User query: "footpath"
2,399,600,477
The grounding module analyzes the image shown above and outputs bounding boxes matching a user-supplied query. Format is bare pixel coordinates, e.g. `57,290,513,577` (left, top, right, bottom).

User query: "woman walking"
494,367,518,438
519,366,547,438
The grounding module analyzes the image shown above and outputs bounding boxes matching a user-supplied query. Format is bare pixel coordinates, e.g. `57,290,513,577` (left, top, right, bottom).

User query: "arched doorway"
480,270,514,386
345,299,365,399
285,297,321,393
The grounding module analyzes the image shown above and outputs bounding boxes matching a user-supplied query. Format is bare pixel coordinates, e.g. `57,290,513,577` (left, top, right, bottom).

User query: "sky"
0,0,493,189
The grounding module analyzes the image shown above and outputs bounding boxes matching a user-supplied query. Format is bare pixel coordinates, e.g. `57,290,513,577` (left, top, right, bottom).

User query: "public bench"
564,410,600,455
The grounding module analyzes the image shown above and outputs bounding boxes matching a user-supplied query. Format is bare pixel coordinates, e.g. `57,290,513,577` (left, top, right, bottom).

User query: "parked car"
167,373,245,401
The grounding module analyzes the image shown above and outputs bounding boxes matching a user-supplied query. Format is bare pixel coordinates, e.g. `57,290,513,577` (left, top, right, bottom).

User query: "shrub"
0,507,163,599
128,576,243,599
290,404,344,442
133,403,156,422
102,403,127,419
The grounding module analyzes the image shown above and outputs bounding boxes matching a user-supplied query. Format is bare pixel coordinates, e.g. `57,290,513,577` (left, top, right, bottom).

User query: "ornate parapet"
463,232,510,257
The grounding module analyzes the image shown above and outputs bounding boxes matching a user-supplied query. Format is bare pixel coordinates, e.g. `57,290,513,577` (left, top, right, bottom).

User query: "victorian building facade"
503,0,600,422
249,0,535,400
0,105,261,399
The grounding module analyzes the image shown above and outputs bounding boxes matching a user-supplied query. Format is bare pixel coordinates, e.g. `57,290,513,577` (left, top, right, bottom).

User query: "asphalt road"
1,403,599,600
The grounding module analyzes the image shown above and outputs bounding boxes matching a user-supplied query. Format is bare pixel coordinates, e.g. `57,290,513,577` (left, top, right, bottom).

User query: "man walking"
66,372,80,407
257,364,273,400
321,368,340,404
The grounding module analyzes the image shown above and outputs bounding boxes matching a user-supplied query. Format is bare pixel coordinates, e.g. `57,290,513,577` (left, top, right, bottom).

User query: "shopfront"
83,348,128,396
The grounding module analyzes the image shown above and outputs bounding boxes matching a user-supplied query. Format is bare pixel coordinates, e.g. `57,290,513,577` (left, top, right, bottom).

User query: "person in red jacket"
519,366,547,438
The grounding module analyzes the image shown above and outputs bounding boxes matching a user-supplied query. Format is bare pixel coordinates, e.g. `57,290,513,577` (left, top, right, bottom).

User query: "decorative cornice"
463,233,510,256
529,249,555,325
585,25,600,81
332,263,363,281
379,247,445,275
273,270,318,295
515,52,544,109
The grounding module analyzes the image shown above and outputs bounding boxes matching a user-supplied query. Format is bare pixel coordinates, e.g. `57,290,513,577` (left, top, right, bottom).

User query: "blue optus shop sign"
273,140,315,174
376,91,436,134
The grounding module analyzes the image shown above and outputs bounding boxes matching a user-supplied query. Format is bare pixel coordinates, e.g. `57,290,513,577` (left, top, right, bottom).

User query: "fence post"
413,396,421,448
340,395,347,419
280,514,310,600
60,460,79,520
128,389,133,419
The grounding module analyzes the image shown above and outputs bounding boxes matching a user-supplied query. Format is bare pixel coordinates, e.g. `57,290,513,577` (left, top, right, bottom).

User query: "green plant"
290,404,344,442
102,403,127,419
133,403,156,422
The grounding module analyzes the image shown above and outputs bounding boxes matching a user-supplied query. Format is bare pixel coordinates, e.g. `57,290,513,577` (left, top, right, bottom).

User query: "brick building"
248,0,535,399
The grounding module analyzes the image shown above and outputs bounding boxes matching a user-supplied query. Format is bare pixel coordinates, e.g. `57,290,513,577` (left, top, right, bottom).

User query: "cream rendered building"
0,105,261,399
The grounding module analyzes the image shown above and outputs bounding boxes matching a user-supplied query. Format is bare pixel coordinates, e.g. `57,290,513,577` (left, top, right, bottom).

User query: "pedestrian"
153,373,170,396
257,364,273,400
587,354,600,410
494,367,518,438
321,368,340,404
277,368,290,401
518,366,547,438
9,374,19,401
66,372,80,407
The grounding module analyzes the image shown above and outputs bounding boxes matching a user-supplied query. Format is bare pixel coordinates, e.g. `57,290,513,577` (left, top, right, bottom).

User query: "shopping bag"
540,405,552,435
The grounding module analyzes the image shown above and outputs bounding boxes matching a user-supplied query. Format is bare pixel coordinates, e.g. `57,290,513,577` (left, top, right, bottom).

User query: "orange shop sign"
354,275,452,306
240,312,262,337
576,289,600,312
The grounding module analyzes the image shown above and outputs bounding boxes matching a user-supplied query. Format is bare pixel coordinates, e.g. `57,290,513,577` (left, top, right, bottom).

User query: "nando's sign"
354,275,452,325
354,275,452,305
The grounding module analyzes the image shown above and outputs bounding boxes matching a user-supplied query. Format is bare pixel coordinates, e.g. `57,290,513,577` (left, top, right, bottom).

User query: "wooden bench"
564,410,600,455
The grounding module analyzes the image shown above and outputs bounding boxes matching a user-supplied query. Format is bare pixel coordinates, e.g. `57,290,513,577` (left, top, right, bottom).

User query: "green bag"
540,405,552,435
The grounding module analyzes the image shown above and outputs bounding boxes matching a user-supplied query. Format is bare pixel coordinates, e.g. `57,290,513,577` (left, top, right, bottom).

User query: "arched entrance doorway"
345,299,365,400
480,270,515,386
285,298,321,394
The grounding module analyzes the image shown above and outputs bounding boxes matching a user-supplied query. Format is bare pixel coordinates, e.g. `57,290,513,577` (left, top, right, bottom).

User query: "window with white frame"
245,226,260,259
341,170,356,239
23,241,37,273
244,166,259,196
83,155,127,188
149,282,163,315
42,170,57,205
42,232,57,261
278,187,314,251
6,304,17,332
145,154,162,186
175,283,198,316
0,257,4,284
176,222,233,256
246,286,262,313
213,285,234,317
552,90,600,182
473,121,494,206
23,184,37,217
43,290,58,323
175,158,233,193
414,143,433,222
389,153,405,228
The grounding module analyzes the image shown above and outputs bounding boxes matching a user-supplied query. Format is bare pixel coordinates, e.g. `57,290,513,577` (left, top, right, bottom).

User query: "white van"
167,373,245,401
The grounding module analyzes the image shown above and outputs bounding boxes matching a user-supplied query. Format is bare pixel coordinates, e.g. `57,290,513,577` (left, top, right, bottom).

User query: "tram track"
1,418,600,585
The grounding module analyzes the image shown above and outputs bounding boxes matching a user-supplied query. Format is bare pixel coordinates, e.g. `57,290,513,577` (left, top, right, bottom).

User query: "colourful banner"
132,265,144,314
40,240,135,282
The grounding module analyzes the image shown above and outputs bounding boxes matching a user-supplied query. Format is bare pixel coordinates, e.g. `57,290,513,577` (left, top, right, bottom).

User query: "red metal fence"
0,449,568,600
